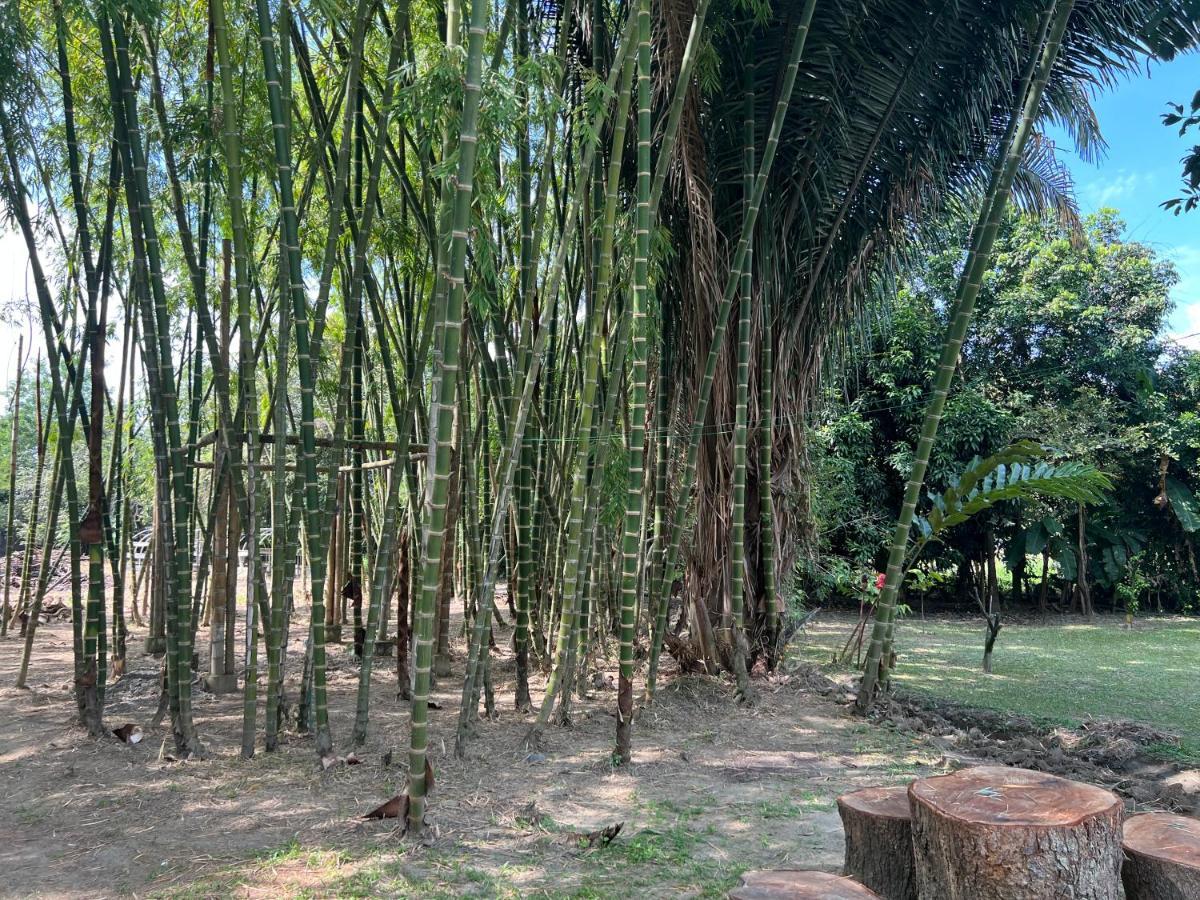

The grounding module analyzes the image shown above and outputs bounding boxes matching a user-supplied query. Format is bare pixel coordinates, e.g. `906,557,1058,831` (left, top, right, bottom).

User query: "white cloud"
1079,170,1144,209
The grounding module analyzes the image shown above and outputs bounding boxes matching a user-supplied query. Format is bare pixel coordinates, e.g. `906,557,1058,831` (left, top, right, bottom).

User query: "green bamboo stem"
531,43,638,737
2,336,24,638
614,0,653,763
252,0,337,757
0,106,86,715
345,15,412,746
858,0,1074,710
11,361,44,639
207,0,266,757
264,262,292,753
408,0,491,833
727,52,754,702
759,272,778,654
104,14,203,755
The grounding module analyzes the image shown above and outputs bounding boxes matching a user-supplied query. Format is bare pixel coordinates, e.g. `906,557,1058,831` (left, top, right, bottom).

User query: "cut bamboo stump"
837,785,916,900
729,870,881,899
908,766,1123,899
1122,812,1200,899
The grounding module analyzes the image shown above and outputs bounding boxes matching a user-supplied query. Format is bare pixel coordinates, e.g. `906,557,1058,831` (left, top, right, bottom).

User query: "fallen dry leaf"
363,794,407,820
112,723,143,744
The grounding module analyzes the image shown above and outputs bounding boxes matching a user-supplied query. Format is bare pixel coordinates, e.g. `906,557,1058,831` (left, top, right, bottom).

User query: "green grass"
797,615,1200,759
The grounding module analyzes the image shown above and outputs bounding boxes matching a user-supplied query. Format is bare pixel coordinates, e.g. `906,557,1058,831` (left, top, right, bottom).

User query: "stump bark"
908,765,1123,899
730,870,881,899
837,785,916,900
1122,812,1200,900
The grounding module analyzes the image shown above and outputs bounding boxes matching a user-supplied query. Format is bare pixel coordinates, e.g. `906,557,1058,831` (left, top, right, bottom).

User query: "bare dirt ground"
0,602,1194,898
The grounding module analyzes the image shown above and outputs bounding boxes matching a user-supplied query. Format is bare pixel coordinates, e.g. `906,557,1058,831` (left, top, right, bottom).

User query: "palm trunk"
650,0,819,691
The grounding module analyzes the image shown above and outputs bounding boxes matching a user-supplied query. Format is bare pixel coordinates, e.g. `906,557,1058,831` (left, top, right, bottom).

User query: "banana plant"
1164,476,1200,532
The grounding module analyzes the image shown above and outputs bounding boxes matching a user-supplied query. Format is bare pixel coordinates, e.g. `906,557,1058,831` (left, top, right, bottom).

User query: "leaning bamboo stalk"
0,107,87,711
859,0,1075,709
11,358,45,637
81,198,110,736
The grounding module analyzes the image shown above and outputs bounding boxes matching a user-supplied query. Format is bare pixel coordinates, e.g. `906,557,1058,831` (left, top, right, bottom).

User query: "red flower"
875,573,886,591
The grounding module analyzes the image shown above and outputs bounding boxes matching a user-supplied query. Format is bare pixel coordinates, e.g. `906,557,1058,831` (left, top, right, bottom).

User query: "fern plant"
910,441,1111,566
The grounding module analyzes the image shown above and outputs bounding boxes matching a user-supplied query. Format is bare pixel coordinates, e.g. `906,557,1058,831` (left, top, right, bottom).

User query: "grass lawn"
796,614,1200,759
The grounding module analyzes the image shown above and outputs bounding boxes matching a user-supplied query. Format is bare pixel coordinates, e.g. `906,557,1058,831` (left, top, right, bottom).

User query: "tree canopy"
810,209,1200,613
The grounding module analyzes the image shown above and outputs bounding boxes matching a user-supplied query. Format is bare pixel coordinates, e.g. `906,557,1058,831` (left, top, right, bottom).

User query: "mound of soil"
870,690,1199,814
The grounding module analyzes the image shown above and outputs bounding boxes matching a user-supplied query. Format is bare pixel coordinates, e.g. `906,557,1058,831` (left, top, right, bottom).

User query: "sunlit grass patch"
796,615,1200,759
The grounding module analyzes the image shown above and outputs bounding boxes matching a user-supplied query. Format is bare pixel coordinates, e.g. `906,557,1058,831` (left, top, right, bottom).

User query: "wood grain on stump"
729,870,881,899
908,765,1123,899
1122,812,1200,900
837,786,916,900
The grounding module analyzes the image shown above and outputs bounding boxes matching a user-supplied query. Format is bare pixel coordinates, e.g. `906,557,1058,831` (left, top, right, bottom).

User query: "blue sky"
1047,52,1200,348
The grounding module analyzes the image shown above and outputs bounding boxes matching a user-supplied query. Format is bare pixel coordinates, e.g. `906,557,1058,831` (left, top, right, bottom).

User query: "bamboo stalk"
1,336,24,638
858,0,1075,710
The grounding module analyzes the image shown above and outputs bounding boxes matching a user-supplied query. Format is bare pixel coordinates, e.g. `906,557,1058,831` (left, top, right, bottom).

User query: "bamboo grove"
0,0,1196,836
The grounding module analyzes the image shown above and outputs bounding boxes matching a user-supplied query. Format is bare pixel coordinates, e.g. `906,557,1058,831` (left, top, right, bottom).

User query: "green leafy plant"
911,441,1111,564
1115,558,1149,621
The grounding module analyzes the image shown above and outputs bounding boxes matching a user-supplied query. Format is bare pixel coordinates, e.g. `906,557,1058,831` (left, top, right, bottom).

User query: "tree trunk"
1038,549,1049,619
985,541,998,612
205,474,237,693
909,766,1123,899
1122,812,1200,900
837,785,916,900
146,500,166,655
982,615,1000,674
1076,503,1091,619
1011,518,1024,608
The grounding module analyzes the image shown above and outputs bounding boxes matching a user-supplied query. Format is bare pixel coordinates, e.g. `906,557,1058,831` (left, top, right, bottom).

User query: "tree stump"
908,766,1123,899
837,785,916,900
730,870,881,899
1122,812,1200,899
